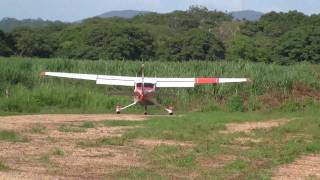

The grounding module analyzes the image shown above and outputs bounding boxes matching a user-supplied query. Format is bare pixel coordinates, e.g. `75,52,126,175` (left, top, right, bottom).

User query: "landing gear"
144,106,148,115
167,105,174,115
116,105,121,114
115,102,138,114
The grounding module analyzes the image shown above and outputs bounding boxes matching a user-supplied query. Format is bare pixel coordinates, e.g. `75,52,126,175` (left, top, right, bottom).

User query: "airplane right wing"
41,72,139,87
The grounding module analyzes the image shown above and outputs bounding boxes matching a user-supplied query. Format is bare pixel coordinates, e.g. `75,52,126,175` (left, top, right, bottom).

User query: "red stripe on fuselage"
195,78,219,84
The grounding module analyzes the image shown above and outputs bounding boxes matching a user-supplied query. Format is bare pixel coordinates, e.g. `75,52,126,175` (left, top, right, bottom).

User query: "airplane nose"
139,94,144,101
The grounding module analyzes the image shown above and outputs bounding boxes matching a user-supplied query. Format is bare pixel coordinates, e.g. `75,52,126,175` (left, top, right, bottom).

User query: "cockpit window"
136,83,155,88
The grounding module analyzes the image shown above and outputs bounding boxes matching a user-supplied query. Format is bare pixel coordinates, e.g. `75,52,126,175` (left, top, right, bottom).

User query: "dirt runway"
0,114,149,179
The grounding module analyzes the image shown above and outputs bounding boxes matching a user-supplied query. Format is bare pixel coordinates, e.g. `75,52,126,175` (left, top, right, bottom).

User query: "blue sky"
0,0,319,22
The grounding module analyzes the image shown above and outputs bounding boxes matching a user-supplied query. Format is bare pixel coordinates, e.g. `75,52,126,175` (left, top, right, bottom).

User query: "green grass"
226,159,250,171
124,111,292,142
52,148,65,157
102,120,143,127
0,161,9,171
57,124,85,133
102,110,320,179
39,154,51,164
77,137,127,147
0,130,28,142
110,168,162,180
80,121,95,128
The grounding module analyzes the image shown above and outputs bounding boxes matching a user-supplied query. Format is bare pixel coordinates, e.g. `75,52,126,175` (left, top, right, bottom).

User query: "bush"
226,95,244,112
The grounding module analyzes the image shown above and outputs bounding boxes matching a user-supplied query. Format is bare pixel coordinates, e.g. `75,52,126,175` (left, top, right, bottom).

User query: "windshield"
136,83,155,88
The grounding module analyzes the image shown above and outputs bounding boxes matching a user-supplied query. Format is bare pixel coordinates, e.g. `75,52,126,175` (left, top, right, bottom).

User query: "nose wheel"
168,105,174,115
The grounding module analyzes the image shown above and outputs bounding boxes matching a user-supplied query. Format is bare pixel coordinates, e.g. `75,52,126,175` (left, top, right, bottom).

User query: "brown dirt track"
0,114,148,179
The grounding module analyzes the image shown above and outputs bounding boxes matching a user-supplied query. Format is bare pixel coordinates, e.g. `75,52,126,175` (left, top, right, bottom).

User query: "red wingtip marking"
196,78,219,84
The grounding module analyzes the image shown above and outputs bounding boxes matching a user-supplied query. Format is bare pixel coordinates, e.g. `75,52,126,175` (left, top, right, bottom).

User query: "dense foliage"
0,30,14,57
0,6,319,63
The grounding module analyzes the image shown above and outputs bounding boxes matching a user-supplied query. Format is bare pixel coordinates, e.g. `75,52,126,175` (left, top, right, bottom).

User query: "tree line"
0,6,319,64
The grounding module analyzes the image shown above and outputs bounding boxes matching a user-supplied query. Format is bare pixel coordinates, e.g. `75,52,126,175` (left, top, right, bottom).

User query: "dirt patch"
49,126,139,140
273,155,320,180
135,139,193,147
197,155,236,168
235,137,262,144
0,114,148,131
0,114,147,179
220,119,290,134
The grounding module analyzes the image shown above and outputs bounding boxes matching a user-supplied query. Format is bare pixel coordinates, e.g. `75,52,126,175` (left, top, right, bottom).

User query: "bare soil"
135,139,193,147
272,155,320,180
0,114,148,179
0,114,147,131
197,155,236,169
220,119,290,134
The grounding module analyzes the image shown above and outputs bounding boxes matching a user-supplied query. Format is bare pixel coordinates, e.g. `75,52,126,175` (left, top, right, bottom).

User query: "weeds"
77,137,127,147
80,121,95,129
30,123,46,134
0,161,9,171
39,154,50,164
58,124,85,133
52,148,65,157
103,120,143,127
0,130,28,142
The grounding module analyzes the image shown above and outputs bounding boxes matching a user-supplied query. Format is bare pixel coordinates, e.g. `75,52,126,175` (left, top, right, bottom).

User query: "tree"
12,27,56,57
163,29,225,61
227,34,272,62
258,11,307,37
274,26,320,64
0,29,13,57
56,20,155,60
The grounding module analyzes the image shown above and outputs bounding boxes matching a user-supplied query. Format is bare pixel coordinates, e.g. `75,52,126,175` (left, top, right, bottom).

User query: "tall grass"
0,57,319,113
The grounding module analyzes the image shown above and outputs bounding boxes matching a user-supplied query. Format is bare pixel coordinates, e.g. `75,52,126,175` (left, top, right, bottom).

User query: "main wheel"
168,105,174,115
116,105,121,114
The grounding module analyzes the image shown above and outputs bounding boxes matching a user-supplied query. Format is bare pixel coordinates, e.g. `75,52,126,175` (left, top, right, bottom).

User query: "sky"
0,0,319,22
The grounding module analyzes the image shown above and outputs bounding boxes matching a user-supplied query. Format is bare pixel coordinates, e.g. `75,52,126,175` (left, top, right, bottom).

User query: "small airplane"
41,64,251,115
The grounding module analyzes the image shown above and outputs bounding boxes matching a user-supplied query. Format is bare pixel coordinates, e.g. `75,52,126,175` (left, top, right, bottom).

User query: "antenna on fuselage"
141,64,145,92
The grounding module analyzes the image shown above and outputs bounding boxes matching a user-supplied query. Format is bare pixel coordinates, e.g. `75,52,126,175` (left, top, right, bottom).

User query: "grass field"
0,110,319,179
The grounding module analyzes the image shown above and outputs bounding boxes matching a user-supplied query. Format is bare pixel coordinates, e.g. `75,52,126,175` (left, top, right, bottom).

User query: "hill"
97,10,152,19
231,10,263,21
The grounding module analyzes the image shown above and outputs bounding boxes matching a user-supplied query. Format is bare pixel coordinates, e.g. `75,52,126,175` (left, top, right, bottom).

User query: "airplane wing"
41,72,138,87
41,72,251,88
148,77,251,88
